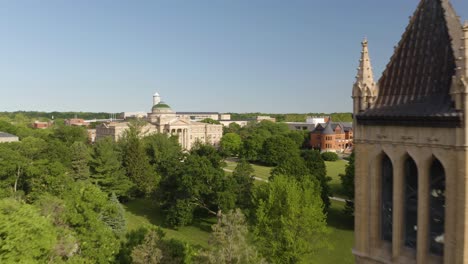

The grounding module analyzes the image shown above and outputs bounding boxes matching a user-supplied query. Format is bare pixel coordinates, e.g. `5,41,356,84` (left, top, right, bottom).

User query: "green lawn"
315,200,355,264
123,198,214,248
325,160,348,198
225,160,272,181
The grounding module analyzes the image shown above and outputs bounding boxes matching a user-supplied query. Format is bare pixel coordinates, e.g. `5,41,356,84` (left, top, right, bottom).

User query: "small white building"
0,132,19,143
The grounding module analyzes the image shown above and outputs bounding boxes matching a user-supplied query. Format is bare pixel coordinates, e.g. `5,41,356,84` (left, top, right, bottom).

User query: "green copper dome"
152,101,171,110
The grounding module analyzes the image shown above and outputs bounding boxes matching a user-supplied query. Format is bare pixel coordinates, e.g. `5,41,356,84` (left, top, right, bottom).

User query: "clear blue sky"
0,0,467,114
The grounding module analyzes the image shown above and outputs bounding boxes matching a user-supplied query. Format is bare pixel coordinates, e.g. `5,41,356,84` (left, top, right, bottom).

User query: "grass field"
225,160,272,181
315,200,355,264
123,198,215,248
123,198,354,263
325,160,348,198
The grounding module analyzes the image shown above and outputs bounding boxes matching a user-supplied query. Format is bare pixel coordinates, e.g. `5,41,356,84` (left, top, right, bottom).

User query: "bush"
321,152,339,161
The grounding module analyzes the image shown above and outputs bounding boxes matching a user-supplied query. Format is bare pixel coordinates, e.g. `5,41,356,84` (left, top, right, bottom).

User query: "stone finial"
464,22,468,78
353,39,377,113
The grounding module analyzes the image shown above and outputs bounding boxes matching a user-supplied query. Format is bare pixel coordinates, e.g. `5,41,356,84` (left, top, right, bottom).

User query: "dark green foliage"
321,151,339,161
159,153,235,227
260,135,299,166
50,125,88,146
232,160,255,214
144,133,183,176
253,176,328,263
340,152,355,215
303,150,331,211
70,141,90,181
270,155,310,181
121,121,158,196
90,137,133,198
116,227,148,264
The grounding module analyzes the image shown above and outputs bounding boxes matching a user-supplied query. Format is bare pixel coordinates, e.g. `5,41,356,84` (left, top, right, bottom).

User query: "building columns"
416,158,431,264
392,155,405,260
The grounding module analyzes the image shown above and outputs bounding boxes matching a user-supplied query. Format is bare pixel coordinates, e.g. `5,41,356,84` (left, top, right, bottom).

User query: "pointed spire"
355,38,375,91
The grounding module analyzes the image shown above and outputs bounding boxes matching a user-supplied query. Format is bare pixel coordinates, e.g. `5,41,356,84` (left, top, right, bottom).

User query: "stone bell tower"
352,1,468,263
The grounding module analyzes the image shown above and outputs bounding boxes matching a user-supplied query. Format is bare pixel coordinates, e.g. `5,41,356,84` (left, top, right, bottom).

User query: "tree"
260,135,300,166
199,118,221,125
199,209,266,264
160,154,236,227
121,121,158,196
220,133,242,157
101,193,127,237
340,152,355,215
61,182,121,263
144,133,183,176
231,160,255,213
90,137,133,198
302,150,331,211
70,141,90,181
131,229,163,264
321,151,339,161
253,175,328,263
0,199,57,263
223,122,241,135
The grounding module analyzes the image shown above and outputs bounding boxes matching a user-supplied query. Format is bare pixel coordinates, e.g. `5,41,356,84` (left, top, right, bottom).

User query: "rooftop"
356,0,464,127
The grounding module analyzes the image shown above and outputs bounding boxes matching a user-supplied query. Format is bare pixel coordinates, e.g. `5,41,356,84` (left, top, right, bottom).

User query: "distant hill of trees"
229,112,353,122
0,111,353,123
0,111,115,121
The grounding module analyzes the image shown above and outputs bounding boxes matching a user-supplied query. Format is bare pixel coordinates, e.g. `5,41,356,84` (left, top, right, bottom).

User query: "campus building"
309,121,353,153
0,132,19,143
353,0,468,263
96,94,223,150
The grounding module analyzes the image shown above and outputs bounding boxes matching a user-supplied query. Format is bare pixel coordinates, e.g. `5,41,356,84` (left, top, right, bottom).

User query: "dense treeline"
0,111,113,121
229,112,353,122
0,119,330,263
0,111,352,123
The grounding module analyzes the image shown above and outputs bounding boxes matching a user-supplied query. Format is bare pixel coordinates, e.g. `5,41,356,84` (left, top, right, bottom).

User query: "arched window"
381,154,393,242
429,159,445,256
404,157,418,249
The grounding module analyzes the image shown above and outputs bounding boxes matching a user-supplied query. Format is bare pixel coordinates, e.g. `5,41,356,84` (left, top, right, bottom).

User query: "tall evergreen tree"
90,137,133,198
101,192,127,237
70,141,90,181
121,121,158,196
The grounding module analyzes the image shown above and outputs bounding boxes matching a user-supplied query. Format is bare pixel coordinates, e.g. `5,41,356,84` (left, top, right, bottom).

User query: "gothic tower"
353,0,468,263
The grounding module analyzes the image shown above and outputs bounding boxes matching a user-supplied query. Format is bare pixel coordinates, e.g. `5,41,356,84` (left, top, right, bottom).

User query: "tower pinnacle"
355,38,375,89
352,39,377,113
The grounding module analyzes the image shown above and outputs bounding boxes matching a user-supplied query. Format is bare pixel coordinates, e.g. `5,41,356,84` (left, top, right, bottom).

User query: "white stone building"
96,93,223,150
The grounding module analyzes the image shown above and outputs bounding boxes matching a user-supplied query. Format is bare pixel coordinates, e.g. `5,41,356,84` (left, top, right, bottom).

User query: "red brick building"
309,121,353,153
33,121,52,129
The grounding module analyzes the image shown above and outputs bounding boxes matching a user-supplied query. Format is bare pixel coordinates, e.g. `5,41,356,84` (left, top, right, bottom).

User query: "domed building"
146,94,223,150
96,93,223,150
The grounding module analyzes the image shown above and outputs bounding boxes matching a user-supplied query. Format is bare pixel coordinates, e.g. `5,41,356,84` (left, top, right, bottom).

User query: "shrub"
321,152,339,161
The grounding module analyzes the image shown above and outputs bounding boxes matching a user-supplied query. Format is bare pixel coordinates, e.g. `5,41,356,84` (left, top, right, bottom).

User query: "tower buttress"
352,39,377,114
